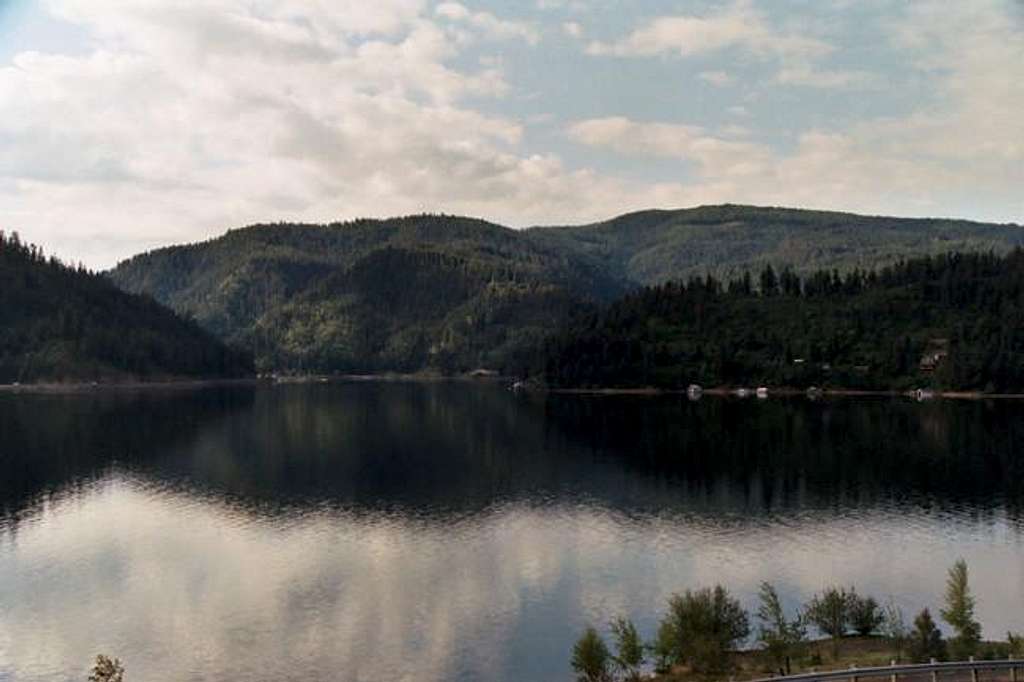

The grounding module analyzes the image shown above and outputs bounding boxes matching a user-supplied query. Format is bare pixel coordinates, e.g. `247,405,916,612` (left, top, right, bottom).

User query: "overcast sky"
1,0,1022,268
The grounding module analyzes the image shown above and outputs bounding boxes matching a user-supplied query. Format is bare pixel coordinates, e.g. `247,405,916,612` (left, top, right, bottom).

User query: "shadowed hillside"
110,215,625,374
0,232,253,383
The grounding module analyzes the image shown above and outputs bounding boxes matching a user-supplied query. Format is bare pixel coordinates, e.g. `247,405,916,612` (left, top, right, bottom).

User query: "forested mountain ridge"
108,206,1024,375
110,215,626,373
544,250,1024,392
0,232,253,383
528,204,1024,285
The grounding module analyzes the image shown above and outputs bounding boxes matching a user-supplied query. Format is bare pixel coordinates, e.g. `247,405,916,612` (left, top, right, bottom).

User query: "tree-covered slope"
544,251,1024,392
0,232,253,383
108,206,1024,376
110,215,626,374
528,205,1024,285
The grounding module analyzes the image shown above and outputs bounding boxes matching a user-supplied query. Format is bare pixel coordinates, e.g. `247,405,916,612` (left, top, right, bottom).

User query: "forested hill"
0,232,253,383
528,205,1024,286
110,215,625,374
544,251,1024,392
108,207,1023,375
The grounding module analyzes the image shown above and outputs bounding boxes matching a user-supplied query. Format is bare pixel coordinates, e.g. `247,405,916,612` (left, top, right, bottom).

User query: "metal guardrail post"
890,660,897,682
930,658,938,682
969,656,977,682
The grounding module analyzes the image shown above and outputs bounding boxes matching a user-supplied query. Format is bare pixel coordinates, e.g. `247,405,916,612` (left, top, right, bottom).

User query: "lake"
2,383,1023,681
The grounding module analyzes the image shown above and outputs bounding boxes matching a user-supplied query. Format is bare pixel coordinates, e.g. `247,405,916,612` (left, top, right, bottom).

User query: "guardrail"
748,658,1023,682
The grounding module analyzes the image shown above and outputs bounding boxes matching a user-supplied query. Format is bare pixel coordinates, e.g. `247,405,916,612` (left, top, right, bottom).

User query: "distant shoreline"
4,375,1024,400
545,386,1024,400
0,378,260,394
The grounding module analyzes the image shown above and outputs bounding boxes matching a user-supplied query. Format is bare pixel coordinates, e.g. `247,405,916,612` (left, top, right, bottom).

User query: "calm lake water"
2,383,1024,681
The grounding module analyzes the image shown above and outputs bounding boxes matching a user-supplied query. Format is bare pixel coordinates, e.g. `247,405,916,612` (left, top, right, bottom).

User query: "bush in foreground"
572,626,612,682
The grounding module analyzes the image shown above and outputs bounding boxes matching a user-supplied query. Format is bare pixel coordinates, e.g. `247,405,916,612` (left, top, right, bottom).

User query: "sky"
0,0,1022,268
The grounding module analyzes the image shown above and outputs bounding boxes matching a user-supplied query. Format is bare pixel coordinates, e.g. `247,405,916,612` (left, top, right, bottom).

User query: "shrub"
908,609,946,663
849,591,885,636
609,617,645,682
657,585,750,672
89,655,125,682
571,626,612,682
805,587,853,655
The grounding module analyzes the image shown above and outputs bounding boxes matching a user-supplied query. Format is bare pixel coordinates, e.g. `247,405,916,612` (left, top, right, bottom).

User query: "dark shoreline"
0,378,261,394
539,386,1024,400
4,374,1024,400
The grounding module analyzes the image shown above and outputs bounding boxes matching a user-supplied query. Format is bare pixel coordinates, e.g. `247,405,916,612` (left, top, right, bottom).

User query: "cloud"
775,65,879,89
0,1,601,267
568,116,771,178
569,2,1024,222
586,3,830,60
435,2,539,45
1,0,1022,268
562,21,583,38
585,2,880,90
698,70,733,87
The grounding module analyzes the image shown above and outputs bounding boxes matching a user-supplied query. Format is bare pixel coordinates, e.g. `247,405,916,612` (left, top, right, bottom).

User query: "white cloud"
698,70,733,87
775,65,879,89
586,3,830,60
435,2,539,45
586,2,880,91
562,21,583,38
0,1,598,267
568,117,772,178
1,0,1022,269
536,0,588,11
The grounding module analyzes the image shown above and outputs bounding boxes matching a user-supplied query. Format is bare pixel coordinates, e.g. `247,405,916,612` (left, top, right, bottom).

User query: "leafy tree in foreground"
609,617,645,681
88,655,124,682
908,609,946,663
941,559,981,659
572,626,612,682
805,587,853,656
849,591,885,636
756,581,806,674
657,585,750,672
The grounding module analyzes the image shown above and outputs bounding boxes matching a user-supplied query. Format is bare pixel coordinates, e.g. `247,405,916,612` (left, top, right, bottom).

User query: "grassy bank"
654,635,1017,682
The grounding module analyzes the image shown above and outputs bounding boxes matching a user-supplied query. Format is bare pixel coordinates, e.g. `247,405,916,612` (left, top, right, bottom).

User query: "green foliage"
88,655,124,682
756,581,806,673
805,587,853,654
657,585,750,672
0,232,252,383
546,250,1024,391
571,626,612,682
941,559,982,658
110,215,622,375
108,206,1024,377
609,617,645,681
529,205,1024,287
908,609,946,663
849,591,885,636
